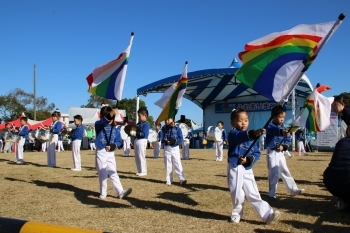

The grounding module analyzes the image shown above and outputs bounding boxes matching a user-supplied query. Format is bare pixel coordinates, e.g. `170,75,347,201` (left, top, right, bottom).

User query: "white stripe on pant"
215,141,224,161
266,147,299,197
72,140,82,169
227,163,273,222
181,139,190,160
96,148,124,197
15,138,25,162
164,145,185,183
123,137,131,156
298,141,306,156
47,134,58,166
134,138,147,173
153,141,161,158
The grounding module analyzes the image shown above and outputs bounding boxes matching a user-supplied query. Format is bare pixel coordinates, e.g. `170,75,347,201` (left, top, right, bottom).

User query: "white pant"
72,140,82,169
90,143,96,150
47,134,58,166
0,140,3,152
41,141,47,152
259,141,265,151
164,145,185,183
96,148,124,197
215,141,224,161
267,147,299,196
227,163,273,222
57,140,64,151
298,141,306,156
15,138,25,161
123,137,131,156
153,141,161,158
4,141,12,153
134,138,147,173
181,139,190,160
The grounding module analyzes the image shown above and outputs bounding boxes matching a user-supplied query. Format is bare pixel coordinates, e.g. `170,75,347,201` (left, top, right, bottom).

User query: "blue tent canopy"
137,60,313,109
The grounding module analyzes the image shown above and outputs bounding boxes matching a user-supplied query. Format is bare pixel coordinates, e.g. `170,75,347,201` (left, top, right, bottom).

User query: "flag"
154,82,177,108
235,19,342,103
292,87,334,133
155,62,188,125
86,32,134,100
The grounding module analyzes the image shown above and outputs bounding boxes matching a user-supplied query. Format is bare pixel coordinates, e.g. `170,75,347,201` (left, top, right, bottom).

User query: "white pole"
291,89,296,151
136,95,140,123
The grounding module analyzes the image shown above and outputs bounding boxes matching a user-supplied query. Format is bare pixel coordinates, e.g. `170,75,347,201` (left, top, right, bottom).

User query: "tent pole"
34,63,37,121
136,95,139,123
292,89,296,151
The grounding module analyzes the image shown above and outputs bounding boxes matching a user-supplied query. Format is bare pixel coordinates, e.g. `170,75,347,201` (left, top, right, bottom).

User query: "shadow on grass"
156,192,199,206
254,229,290,233
125,196,228,221
0,158,11,162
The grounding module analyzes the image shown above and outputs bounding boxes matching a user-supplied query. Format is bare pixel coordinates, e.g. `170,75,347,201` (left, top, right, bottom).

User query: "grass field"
0,148,349,233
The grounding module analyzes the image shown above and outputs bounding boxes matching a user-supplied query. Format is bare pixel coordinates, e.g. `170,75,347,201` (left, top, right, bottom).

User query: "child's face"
74,119,82,125
5,124,10,129
52,116,58,121
20,120,26,126
231,112,249,131
166,118,174,126
217,123,223,129
156,125,161,130
138,113,147,121
332,101,344,113
273,112,286,125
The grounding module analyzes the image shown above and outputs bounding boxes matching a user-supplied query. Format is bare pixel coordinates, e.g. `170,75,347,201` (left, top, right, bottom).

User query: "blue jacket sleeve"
266,124,282,137
138,122,150,139
19,126,29,137
158,131,163,141
222,130,227,141
51,122,62,134
246,144,261,167
228,130,254,147
175,128,183,146
95,118,110,137
113,129,122,148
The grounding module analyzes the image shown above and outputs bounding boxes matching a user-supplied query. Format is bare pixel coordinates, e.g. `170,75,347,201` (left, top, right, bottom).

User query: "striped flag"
154,82,177,108
155,62,188,125
86,32,134,100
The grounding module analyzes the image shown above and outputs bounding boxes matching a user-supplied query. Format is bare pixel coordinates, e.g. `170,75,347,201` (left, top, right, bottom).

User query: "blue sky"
1,1,349,125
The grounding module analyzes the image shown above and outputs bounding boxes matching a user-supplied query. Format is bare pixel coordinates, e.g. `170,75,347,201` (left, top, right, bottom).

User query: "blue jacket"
90,138,95,143
58,134,63,141
136,121,150,139
71,125,84,141
185,130,192,140
18,125,29,138
50,121,63,134
227,129,260,170
265,121,291,150
296,131,305,141
157,129,163,142
221,129,228,141
95,118,122,150
161,125,183,147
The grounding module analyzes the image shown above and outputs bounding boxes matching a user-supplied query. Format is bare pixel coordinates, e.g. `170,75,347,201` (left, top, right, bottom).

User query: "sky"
1,0,349,125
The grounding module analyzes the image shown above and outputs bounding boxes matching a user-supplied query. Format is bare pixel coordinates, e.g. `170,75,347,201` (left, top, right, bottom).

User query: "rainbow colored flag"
235,20,341,103
86,33,134,100
292,86,334,133
155,62,188,125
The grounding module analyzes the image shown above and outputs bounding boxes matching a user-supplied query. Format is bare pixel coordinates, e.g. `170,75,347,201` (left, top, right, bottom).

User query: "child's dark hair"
20,117,28,122
100,106,114,121
230,109,247,121
73,115,83,122
51,110,61,118
138,106,148,117
271,105,286,117
217,121,224,126
157,123,161,127
334,95,345,105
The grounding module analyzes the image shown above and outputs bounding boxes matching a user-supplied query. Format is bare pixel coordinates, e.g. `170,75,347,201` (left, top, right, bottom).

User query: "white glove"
130,130,136,136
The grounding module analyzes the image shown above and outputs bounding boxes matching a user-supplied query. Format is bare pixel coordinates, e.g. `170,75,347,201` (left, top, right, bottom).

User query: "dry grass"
0,148,349,233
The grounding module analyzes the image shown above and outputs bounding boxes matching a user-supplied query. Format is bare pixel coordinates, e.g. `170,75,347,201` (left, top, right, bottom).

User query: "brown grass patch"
1,149,349,233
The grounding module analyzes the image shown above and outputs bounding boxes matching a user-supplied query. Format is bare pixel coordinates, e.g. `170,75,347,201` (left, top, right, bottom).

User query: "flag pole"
241,13,345,158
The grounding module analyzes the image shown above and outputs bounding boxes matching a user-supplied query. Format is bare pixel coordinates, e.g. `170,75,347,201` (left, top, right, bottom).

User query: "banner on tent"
215,101,291,113
317,112,338,147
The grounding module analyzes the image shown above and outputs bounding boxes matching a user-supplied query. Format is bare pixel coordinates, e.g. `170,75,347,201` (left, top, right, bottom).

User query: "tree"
339,92,350,106
81,95,116,108
0,88,55,122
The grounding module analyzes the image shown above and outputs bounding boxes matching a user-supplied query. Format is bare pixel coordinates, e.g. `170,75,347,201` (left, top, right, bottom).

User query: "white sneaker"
137,173,147,177
16,160,24,164
265,210,281,225
71,168,81,171
99,195,106,199
119,188,132,199
291,189,305,197
166,182,171,185
180,179,187,185
229,217,240,223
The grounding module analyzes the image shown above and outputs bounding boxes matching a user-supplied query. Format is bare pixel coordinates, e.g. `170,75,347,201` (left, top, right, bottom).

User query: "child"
47,111,63,167
123,117,131,156
70,115,84,171
14,117,29,164
2,123,13,153
266,105,304,198
215,121,227,161
129,107,150,176
95,106,132,199
153,123,163,158
332,95,350,128
202,133,208,149
90,137,96,151
227,109,280,224
181,124,192,160
57,133,65,152
296,129,307,156
161,117,187,185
